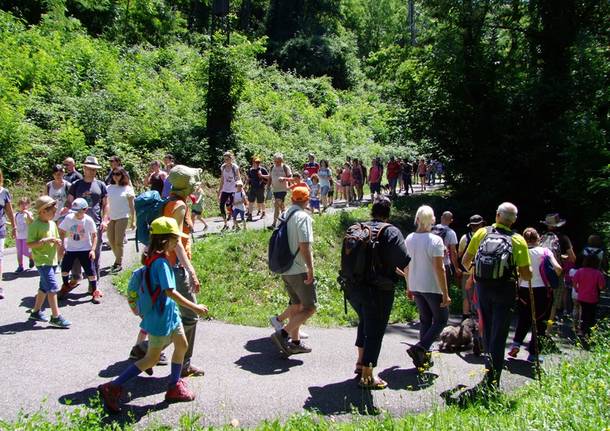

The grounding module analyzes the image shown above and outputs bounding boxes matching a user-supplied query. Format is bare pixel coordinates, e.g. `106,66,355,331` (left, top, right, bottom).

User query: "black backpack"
338,222,391,307
431,224,448,241
474,226,516,282
268,209,303,274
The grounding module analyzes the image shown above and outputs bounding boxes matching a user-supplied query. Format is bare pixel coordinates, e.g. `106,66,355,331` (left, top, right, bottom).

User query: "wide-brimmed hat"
168,165,202,198
150,217,189,238
467,214,485,227
34,196,56,212
541,213,566,227
291,186,310,203
83,156,102,169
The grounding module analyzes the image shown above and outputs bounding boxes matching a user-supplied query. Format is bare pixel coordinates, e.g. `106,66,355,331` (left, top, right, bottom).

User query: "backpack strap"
144,253,166,314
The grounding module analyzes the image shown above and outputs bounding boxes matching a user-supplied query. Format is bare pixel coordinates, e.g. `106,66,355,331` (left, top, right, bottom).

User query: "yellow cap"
150,217,189,238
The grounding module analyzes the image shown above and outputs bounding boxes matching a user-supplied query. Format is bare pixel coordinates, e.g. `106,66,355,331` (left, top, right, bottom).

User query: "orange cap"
291,186,310,202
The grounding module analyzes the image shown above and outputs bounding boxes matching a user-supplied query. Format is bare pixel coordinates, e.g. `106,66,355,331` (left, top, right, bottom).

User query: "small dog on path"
439,318,478,352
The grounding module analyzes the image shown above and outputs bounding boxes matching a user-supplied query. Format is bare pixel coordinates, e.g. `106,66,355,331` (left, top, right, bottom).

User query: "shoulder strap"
144,253,166,313
283,164,289,176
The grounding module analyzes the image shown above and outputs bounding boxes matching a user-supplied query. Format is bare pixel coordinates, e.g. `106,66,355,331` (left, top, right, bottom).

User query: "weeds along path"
0,184,569,428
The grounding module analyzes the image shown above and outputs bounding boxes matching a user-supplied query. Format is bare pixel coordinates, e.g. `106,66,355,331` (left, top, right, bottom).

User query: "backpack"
268,209,303,274
338,222,391,304
127,254,165,317
474,226,516,282
458,231,474,271
431,224,448,241
134,190,170,251
539,248,560,289
540,232,562,263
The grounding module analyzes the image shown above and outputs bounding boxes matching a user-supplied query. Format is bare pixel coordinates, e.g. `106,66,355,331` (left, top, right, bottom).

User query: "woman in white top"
317,160,332,210
508,227,561,362
45,164,71,222
218,151,241,230
403,205,451,369
106,167,135,272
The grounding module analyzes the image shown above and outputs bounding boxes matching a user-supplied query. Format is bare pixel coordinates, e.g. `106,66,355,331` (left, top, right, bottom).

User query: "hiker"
26,196,71,327
309,174,322,215
457,214,486,319
317,160,332,211
218,151,241,230
0,168,15,299
340,162,352,203
98,217,208,413
269,187,316,356
144,160,167,195
343,197,410,389
58,198,100,304
417,159,427,191
44,165,71,222
404,205,451,370
64,156,108,296
189,185,208,231
303,153,320,177
572,254,606,340
351,159,365,201
266,153,292,230
232,181,248,230
14,197,34,273
402,158,414,195
106,167,135,273
432,211,462,289
462,202,532,390
386,157,401,198
508,227,562,363
63,157,83,184
161,154,175,198
540,213,576,334
104,155,130,185
246,157,268,222
368,158,383,199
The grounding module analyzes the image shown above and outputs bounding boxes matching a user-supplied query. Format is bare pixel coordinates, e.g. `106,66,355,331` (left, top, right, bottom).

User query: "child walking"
15,197,34,272
232,181,248,230
572,254,606,339
58,198,100,304
27,196,71,328
309,174,321,215
189,185,208,231
98,217,208,413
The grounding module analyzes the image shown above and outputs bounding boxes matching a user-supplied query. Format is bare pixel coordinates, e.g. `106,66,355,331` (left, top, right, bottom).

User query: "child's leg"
47,292,61,318
16,239,24,268
60,252,76,286
169,328,189,385
32,290,47,313
136,329,148,345
79,251,98,292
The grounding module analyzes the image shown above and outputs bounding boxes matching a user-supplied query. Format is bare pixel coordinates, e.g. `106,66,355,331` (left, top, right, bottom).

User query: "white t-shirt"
283,205,313,275
46,180,71,221
405,232,445,294
107,185,135,220
59,213,97,252
433,224,458,266
221,163,239,193
520,246,552,288
233,191,246,211
15,211,32,240
271,164,292,192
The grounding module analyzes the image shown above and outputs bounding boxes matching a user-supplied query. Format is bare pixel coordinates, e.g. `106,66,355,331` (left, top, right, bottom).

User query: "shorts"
320,185,330,197
281,273,317,308
148,324,185,349
310,199,320,210
61,251,96,278
38,265,60,293
328,188,334,197
247,187,265,204
370,182,381,194
341,181,351,187
552,278,566,308
192,209,202,216
232,208,245,219
273,191,287,201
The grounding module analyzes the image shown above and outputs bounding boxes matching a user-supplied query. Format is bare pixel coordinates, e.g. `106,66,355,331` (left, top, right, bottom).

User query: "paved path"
0,185,574,428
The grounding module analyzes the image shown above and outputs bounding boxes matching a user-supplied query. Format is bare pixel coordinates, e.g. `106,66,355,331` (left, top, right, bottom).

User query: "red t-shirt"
573,267,605,304
387,161,401,180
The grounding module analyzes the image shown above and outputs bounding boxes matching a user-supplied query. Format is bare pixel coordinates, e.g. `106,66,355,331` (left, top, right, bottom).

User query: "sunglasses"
112,172,122,176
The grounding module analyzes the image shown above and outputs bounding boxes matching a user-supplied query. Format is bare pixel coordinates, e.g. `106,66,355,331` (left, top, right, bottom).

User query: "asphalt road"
0,187,573,428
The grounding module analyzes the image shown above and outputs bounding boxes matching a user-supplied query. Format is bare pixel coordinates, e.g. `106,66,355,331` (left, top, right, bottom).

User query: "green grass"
115,207,418,327
3,322,608,430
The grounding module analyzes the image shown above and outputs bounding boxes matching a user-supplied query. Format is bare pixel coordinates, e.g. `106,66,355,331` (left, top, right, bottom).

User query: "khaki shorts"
281,273,317,308
552,278,566,308
148,324,185,349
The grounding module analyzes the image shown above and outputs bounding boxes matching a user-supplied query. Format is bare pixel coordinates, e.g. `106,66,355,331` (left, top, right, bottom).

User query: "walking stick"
527,280,542,383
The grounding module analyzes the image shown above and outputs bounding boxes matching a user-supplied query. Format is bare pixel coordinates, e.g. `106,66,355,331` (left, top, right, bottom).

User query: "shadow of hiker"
3,270,40,281
59,292,93,307
456,351,486,365
19,296,36,310
506,358,536,379
235,337,304,375
377,366,438,391
304,378,378,415
441,383,518,410
0,320,52,335
99,359,133,378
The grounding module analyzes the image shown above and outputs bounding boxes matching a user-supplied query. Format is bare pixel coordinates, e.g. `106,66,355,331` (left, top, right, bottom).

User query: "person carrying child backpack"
99,217,208,413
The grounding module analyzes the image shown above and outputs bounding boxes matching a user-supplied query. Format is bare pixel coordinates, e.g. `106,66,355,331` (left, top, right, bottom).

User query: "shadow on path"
378,366,438,391
234,337,304,375
304,378,378,415
0,320,54,335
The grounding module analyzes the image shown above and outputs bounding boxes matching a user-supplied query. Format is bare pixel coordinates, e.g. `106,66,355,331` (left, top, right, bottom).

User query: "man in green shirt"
462,202,532,390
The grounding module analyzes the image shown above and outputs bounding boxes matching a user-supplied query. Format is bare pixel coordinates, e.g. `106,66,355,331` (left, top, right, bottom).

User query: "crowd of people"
0,152,606,412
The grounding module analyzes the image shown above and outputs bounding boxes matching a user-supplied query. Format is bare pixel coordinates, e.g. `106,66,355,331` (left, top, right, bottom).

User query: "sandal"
354,362,364,376
358,376,387,390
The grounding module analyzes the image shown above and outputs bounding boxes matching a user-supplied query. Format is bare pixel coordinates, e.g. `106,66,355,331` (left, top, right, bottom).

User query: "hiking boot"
507,345,520,358
91,289,103,304
28,309,49,322
98,382,122,413
181,364,205,378
527,353,544,364
49,315,71,328
286,341,312,354
269,315,283,332
129,344,147,361
246,214,253,222
15,266,24,273
270,331,290,355
165,378,195,403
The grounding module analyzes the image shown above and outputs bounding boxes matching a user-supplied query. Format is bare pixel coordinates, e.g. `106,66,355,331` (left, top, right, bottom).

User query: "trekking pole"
527,280,542,383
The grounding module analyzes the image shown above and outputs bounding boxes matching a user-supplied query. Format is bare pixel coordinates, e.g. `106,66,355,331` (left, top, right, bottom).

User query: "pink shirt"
369,165,381,183
573,267,605,304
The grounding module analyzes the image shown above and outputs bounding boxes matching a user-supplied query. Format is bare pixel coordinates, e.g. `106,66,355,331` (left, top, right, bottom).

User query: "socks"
113,363,142,386
89,280,97,292
280,329,289,338
169,362,182,386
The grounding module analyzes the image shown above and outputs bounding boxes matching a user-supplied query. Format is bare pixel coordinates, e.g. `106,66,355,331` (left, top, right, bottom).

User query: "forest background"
0,0,608,242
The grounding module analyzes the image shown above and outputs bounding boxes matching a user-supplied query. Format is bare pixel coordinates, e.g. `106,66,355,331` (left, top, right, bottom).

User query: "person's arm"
299,242,314,285
449,243,462,277
144,172,152,187
100,195,109,231
128,194,136,229
218,168,225,197
165,288,208,315
28,236,61,249
170,203,201,292
4,201,15,239
549,252,563,276
89,231,97,261
565,247,576,264
433,256,451,307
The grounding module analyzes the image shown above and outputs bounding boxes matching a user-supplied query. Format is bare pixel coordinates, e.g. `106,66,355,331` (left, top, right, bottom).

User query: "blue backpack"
134,190,169,251
268,209,303,274
127,254,166,317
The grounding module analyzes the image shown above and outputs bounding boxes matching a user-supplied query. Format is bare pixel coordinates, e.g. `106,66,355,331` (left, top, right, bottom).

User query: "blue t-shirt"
0,187,12,238
140,258,182,337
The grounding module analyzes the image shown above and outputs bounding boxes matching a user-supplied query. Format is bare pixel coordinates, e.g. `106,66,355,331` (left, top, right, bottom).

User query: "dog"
439,318,479,352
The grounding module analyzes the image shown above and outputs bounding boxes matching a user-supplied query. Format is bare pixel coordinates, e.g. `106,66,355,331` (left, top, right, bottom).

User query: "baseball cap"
150,217,189,238
71,198,89,212
291,186,310,203
34,196,56,212
467,214,485,227
235,180,244,186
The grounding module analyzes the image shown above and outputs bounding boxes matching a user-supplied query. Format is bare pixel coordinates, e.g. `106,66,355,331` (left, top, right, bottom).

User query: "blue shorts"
232,208,245,219
273,191,287,201
320,185,330,197
38,265,60,293
310,199,320,210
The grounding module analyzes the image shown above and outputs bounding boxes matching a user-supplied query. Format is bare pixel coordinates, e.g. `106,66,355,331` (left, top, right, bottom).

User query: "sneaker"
507,345,520,358
270,331,290,355
91,289,103,304
181,364,205,378
49,315,71,328
246,214,253,222
269,315,283,332
28,309,50,322
15,266,24,273
299,330,309,339
29,258,35,269
158,352,169,366
98,382,122,413
129,344,147,361
286,341,312,354
527,353,544,363
165,378,196,403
